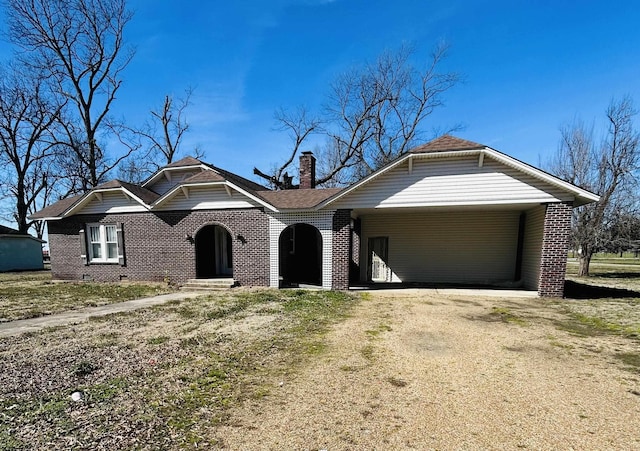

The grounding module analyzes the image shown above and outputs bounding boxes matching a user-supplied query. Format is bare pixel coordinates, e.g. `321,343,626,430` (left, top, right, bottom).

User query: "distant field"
566,257,640,293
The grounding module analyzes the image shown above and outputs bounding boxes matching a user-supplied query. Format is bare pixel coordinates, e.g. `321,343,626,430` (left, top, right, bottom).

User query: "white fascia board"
33,217,61,221
62,188,151,217
228,184,278,212
141,164,212,188
482,148,600,205
151,181,279,212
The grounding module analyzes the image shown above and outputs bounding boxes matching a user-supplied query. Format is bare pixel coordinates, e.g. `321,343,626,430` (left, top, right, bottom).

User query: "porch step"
181,278,236,291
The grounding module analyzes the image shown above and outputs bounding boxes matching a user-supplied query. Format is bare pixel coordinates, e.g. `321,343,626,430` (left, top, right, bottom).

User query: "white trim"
87,223,119,264
318,147,600,209
151,181,278,212
269,211,334,289
61,187,152,218
142,163,212,188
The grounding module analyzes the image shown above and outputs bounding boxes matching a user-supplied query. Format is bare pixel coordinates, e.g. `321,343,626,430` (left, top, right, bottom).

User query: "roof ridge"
410,135,485,153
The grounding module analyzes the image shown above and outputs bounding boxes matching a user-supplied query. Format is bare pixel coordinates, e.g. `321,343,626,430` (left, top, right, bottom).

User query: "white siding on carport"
359,210,521,285
332,155,572,210
155,186,261,211
521,205,546,290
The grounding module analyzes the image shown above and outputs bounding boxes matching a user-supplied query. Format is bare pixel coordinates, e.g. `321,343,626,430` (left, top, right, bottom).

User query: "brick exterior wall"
332,209,351,290
538,202,572,297
48,209,270,286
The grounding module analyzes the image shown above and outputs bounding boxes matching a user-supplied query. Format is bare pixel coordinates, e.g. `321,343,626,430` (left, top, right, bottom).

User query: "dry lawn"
218,291,640,450
0,271,172,322
1,264,640,450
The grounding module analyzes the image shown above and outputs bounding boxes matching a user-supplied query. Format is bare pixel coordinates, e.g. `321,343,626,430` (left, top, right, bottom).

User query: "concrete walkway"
0,291,201,338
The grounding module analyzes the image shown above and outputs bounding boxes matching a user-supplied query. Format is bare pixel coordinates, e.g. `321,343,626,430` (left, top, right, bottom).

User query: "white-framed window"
87,223,119,263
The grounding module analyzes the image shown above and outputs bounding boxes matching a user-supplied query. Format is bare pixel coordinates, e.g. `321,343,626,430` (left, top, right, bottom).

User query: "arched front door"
279,223,322,287
195,225,233,278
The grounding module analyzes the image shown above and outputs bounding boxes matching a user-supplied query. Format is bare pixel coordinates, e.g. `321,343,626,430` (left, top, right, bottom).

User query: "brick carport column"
538,202,573,297
332,209,351,290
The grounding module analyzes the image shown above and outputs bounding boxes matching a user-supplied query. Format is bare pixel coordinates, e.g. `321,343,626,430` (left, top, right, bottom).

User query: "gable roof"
30,139,600,220
410,135,485,153
93,180,161,205
318,135,600,209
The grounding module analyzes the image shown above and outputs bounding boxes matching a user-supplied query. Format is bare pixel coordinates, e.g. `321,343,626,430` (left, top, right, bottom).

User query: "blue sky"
105,0,640,178
2,0,640,229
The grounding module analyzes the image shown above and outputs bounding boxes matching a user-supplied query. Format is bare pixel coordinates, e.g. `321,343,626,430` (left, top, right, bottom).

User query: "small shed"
0,225,46,272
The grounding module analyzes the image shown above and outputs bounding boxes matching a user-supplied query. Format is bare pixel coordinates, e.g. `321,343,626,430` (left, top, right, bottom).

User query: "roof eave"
61,187,152,217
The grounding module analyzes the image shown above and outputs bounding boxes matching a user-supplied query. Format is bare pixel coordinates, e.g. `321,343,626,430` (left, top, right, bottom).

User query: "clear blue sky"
106,0,640,178
2,0,640,224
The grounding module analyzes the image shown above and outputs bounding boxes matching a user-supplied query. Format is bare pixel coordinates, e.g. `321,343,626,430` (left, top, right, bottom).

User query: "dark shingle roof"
182,171,226,183
410,135,485,153
29,195,84,219
0,224,20,234
256,188,343,209
93,179,160,205
164,156,204,168
210,165,268,192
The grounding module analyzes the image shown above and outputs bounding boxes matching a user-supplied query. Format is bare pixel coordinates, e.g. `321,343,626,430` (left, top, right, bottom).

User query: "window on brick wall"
81,223,125,265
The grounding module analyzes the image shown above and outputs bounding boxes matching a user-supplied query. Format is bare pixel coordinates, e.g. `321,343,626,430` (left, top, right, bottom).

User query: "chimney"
299,151,316,189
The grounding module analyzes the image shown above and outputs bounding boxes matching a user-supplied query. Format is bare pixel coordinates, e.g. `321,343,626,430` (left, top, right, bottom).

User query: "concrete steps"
180,278,235,291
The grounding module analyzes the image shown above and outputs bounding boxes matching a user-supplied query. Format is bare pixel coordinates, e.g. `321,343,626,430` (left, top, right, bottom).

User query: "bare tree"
142,89,200,165
6,0,135,193
254,43,459,188
253,107,322,189
551,96,640,276
113,89,203,184
0,64,63,235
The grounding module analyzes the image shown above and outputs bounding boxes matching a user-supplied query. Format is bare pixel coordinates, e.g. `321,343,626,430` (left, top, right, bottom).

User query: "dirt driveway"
218,290,640,450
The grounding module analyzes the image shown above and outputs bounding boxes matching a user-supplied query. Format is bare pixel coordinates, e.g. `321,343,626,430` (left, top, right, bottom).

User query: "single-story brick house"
31,135,599,297
0,225,45,272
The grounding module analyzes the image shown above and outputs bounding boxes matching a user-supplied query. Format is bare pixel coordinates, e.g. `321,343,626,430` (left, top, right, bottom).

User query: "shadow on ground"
564,280,640,300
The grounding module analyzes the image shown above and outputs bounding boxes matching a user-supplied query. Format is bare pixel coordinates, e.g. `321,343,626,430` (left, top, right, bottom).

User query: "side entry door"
368,237,389,282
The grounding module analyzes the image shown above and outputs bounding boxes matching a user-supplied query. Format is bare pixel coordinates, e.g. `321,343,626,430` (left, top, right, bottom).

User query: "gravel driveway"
218,290,640,450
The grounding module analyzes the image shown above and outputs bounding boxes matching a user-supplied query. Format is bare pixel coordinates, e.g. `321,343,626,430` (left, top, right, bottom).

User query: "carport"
318,136,599,296
351,205,545,290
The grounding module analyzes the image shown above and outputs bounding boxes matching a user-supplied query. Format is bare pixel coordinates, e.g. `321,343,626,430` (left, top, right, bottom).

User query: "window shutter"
116,223,126,266
79,228,88,265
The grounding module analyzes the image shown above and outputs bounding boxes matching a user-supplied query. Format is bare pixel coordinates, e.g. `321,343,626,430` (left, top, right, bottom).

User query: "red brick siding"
332,209,351,290
48,209,270,286
538,202,572,297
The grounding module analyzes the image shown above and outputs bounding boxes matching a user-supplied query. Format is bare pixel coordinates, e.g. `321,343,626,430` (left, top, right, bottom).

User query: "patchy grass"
615,352,640,372
558,258,640,343
0,289,358,449
490,307,529,326
0,271,172,322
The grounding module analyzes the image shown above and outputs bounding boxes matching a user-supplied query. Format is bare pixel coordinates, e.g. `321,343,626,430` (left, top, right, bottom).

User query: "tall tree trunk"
578,253,592,276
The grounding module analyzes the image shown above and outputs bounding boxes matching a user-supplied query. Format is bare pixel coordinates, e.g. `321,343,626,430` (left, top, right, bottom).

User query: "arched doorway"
279,223,322,287
195,225,233,278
